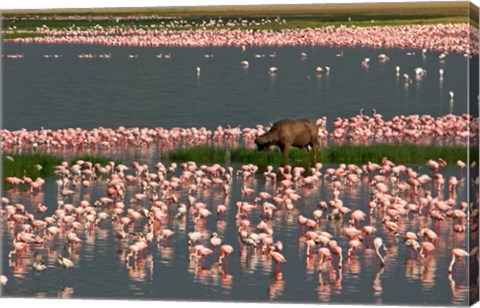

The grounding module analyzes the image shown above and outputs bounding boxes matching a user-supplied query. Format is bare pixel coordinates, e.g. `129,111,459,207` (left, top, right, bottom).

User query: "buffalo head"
254,135,272,151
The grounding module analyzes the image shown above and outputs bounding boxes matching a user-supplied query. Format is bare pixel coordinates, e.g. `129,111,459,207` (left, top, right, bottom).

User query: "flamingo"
297,215,308,235
317,247,332,270
67,230,83,246
0,275,7,286
194,208,212,224
216,204,227,219
32,253,48,272
269,248,287,273
349,209,366,227
192,245,214,263
405,239,421,259
329,242,343,269
8,240,27,259
159,228,175,246
373,237,386,267
419,242,436,258
456,160,466,179
210,232,222,250
347,239,363,257
218,244,234,271
269,67,278,75
58,255,74,270
448,248,469,273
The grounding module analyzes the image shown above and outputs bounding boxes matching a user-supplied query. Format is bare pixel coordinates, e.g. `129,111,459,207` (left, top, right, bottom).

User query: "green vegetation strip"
3,153,63,181
2,144,475,182
3,153,120,181
2,2,477,35
164,144,474,166
2,2,471,19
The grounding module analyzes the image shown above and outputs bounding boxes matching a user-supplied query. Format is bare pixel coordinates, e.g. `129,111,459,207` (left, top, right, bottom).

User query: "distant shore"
2,2,479,54
3,23,478,55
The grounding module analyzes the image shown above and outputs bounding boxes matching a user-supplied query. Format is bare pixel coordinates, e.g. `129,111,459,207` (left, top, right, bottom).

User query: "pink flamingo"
405,239,421,259
456,160,466,179
159,228,175,246
329,241,343,269
317,247,332,271
192,245,214,264
419,241,435,258
8,239,27,259
269,248,287,274
216,204,227,219
347,239,363,257
297,215,307,235
194,208,212,224
219,244,234,272
448,248,469,273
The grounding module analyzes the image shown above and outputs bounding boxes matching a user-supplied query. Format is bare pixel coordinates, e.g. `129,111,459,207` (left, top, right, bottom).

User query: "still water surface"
2,43,471,131
0,159,471,304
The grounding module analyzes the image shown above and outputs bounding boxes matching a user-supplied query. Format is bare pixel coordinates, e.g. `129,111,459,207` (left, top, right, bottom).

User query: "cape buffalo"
254,118,319,161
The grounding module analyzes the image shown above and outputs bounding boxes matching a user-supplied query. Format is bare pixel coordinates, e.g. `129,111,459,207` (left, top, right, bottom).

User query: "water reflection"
373,267,384,303
3,44,472,132
448,273,470,305
316,268,342,302
268,272,285,300
57,285,74,299
0,151,472,304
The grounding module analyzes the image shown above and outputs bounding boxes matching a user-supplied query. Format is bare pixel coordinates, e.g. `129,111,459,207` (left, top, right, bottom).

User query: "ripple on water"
1,154,470,306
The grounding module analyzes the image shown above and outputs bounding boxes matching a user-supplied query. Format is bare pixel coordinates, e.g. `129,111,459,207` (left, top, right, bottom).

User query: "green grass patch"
1,2,469,19
1,32,46,40
3,153,121,182
164,144,473,168
2,2,475,35
3,152,63,181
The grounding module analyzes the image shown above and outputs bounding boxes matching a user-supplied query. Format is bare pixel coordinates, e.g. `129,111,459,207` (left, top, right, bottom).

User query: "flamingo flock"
1,117,477,302
0,113,477,155
4,23,478,56
1,14,478,301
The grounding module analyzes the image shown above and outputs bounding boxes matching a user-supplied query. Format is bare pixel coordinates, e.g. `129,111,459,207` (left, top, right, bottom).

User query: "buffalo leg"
312,137,319,163
279,144,290,160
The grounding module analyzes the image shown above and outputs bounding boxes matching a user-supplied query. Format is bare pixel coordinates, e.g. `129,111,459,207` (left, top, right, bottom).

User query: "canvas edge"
468,1,480,306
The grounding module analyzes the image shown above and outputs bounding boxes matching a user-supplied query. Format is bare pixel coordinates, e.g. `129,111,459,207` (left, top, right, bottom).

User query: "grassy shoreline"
1,2,472,19
163,145,473,166
3,144,475,181
2,2,477,39
2,153,119,181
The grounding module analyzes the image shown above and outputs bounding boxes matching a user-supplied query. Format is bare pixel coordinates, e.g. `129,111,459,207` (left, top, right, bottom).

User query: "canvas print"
0,1,479,306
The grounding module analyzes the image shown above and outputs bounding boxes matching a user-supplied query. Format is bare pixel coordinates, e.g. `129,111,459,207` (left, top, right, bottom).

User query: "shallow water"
2,43,472,131
0,157,472,305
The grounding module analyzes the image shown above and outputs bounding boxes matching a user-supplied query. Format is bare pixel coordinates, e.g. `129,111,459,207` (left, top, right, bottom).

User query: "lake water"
0,159,473,305
1,43,477,305
2,43,474,131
